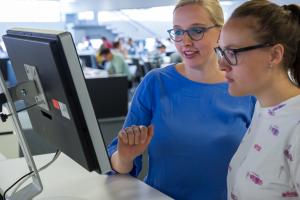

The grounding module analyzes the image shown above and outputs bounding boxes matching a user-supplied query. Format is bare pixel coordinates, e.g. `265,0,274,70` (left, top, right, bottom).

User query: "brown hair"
174,0,224,26
230,0,300,86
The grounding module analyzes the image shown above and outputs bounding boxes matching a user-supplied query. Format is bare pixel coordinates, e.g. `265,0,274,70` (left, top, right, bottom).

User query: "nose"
218,57,232,72
182,32,193,46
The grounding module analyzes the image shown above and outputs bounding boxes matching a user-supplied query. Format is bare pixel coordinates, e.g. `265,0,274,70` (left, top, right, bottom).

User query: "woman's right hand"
118,125,153,162
111,125,154,173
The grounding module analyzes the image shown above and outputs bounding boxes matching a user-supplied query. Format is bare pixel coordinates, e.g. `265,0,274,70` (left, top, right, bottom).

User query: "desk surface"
0,153,172,200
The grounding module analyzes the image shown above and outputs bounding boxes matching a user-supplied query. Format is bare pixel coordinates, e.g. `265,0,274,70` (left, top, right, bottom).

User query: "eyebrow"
220,45,243,50
173,23,209,28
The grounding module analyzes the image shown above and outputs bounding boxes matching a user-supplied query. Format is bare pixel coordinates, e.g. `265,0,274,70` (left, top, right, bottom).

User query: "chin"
228,86,248,97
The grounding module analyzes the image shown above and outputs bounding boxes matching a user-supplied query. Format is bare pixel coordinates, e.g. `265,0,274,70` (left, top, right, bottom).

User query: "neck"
176,61,226,83
257,73,300,107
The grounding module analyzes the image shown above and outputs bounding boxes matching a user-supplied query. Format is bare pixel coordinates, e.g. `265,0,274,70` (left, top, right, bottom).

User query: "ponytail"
283,4,300,86
291,40,300,87
282,4,300,24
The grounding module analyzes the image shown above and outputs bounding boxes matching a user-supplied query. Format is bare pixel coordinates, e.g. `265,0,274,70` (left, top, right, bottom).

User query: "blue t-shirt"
108,65,255,200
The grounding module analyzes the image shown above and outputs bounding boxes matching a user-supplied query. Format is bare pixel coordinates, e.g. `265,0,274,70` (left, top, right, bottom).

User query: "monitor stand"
0,66,44,200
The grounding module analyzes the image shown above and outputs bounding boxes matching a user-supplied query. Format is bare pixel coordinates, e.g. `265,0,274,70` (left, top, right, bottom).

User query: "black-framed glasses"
167,25,220,42
214,43,274,66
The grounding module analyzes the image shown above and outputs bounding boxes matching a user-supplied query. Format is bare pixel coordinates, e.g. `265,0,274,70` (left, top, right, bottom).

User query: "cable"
3,171,33,200
3,150,61,200
10,150,61,196
0,102,38,122
0,113,8,122
3,150,61,199
0,99,47,124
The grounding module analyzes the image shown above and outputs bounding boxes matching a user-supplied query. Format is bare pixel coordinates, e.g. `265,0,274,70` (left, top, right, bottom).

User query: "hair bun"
282,4,300,24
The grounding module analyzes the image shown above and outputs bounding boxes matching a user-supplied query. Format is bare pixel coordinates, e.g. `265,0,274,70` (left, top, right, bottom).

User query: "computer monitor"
2,28,112,174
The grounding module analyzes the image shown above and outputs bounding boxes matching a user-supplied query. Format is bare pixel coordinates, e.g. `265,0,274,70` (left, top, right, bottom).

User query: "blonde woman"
108,0,255,199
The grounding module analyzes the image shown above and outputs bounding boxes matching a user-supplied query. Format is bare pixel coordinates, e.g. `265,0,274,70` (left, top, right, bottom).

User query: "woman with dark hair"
216,0,300,199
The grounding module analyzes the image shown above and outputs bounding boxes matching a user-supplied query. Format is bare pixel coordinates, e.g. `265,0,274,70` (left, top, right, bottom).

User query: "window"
0,0,61,22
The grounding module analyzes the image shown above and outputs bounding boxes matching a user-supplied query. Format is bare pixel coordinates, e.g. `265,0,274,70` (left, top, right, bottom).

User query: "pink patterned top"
228,94,300,200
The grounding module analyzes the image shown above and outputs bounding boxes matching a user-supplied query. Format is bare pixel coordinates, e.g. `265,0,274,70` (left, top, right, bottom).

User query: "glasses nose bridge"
216,49,232,71
218,57,232,72
181,30,193,43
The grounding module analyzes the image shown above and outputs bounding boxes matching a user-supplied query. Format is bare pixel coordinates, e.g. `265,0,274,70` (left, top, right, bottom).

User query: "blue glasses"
214,43,274,66
167,25,219,42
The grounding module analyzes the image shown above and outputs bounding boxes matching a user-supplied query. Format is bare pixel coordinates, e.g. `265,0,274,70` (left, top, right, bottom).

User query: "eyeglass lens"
169,27,205,42
215,48,236,65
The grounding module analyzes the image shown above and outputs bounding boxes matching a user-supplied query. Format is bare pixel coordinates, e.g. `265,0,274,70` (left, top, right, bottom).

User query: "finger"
126,127,135,146
145,125,154,145
118,129,128,144
139,125,147,144
132,126,141,145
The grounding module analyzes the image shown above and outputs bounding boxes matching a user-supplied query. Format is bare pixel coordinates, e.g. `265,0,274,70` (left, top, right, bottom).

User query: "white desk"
0,153,172,200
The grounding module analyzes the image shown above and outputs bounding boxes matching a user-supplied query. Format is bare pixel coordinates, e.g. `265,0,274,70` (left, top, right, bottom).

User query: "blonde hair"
174,0,224,26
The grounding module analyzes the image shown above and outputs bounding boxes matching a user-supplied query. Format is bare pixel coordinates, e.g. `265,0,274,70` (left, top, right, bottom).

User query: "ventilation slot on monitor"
41,110,52,120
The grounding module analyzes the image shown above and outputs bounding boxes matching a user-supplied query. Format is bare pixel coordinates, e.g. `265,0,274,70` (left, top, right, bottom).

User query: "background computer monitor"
2,28,112,174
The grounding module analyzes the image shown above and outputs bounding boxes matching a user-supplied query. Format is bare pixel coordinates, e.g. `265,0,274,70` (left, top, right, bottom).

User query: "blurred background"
0,0,298,72
0,0,298,165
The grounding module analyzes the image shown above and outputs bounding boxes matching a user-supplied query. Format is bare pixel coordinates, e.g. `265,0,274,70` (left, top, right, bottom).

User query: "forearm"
111,151,134,174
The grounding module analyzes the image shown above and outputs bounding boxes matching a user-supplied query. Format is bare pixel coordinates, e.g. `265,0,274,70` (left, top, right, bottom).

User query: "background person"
100,48,132,81
148,44,166,68
100,36,113,50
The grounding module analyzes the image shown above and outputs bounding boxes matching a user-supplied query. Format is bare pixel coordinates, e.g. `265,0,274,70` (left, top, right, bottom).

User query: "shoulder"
113,54,125,61
285,123,300,175
142,64,176,82
288,122,300,145
134,65,176,94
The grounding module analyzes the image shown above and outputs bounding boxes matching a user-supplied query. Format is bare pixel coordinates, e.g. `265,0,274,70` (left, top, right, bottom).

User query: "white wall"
62,0,176,13
102,21,171,40
97,0,300,40
1,0,299,42
221,0,300,22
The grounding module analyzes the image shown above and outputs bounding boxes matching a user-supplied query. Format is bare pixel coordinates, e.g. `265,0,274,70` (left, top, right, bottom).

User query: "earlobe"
268,63,273,68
